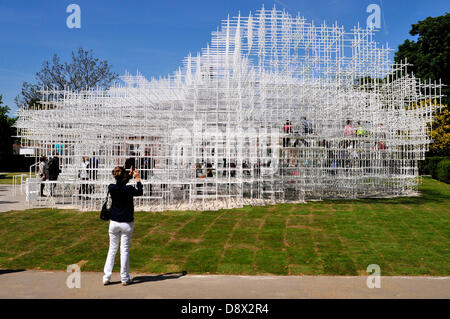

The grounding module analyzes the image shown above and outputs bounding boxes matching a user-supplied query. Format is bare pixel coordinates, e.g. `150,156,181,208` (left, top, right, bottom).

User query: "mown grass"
0,172,29,185
0,177,448,276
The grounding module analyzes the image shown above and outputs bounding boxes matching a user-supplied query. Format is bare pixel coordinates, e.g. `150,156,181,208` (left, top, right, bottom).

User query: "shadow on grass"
320,180,449,206
107,271,187,286
0,269,26,275
377,185,448,206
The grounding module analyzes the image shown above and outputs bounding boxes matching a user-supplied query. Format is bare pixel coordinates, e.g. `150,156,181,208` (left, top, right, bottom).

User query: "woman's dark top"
108,181,143,222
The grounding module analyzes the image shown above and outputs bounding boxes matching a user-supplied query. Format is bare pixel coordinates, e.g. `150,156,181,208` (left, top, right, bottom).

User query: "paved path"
0,270,448,299
0,184,29,212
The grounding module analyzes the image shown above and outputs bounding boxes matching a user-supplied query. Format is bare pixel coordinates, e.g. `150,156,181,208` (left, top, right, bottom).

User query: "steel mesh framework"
16,6,443,211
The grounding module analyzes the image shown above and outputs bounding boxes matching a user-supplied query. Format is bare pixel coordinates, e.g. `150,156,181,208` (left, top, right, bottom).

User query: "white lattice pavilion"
16,6,443,211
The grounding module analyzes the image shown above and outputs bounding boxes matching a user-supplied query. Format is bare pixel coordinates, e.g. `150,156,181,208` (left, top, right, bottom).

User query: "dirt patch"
8,250,32,261
287,225,321,231
176,238,203,244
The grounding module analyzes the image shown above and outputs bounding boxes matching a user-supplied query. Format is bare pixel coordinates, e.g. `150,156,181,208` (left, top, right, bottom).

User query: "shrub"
435,160,450,184
420,156,449,175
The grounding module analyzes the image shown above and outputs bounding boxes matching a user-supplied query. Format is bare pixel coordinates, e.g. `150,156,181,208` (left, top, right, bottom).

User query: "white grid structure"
16,6,443,211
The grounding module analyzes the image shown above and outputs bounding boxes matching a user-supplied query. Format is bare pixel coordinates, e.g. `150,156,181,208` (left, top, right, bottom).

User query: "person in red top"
283,120,292,147
344,120,353,137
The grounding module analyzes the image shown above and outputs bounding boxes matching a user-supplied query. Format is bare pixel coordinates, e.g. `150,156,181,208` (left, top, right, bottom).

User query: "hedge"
435,159,450,184
419,156,448,175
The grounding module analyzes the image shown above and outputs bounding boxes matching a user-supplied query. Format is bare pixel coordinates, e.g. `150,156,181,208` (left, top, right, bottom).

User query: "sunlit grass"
0,172,29,185
0,177,448,276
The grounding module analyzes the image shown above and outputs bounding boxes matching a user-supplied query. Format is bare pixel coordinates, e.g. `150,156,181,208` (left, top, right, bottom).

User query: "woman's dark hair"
112,166,130,185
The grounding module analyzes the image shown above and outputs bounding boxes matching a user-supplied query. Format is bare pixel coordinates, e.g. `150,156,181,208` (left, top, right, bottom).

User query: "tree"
0,95,36,171
0,95,16,165
430,106,450,156
16,47,119,108
395,13,450,156
395,13,449,102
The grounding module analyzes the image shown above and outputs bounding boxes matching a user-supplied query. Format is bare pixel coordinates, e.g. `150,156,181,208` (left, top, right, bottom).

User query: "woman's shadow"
108,271,187,286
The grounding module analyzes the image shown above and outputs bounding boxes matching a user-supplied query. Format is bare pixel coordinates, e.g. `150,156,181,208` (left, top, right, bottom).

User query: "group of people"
38,151,102,198
37,154,61,197
283,118,314,147
283,118,313,135
281,119,386,149
344,120,387,150
195,162,217,179
194,159,276,180
344,120,368,138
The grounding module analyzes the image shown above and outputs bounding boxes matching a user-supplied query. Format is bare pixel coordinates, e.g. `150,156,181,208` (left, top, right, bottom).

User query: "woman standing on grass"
103,166,143,286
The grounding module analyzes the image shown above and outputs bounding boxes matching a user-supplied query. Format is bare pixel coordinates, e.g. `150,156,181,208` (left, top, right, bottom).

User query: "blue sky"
0,0,448,115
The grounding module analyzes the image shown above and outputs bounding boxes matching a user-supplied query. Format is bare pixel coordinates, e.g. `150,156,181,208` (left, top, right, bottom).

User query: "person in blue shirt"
54,144,63,156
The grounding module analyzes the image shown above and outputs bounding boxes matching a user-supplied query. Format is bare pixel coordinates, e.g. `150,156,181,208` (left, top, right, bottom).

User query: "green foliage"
429,105,450,156
0,95,16,165
0,95,34,171
435,159,450,183
0,95,16,128
395,13,450,156
395,13,450,104
421,156,450,183
16,47,119,108
420,156,448,175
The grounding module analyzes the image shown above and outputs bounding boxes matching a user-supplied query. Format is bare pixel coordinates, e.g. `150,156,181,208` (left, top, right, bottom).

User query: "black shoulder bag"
100,190,111,221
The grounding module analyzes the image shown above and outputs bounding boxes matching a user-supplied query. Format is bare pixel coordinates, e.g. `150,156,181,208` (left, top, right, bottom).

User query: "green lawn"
0,172,29,185
0,177,448,276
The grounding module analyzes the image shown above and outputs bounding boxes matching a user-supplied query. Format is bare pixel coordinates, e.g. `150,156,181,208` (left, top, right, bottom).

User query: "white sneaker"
121,278,132,286
103,280,110,286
